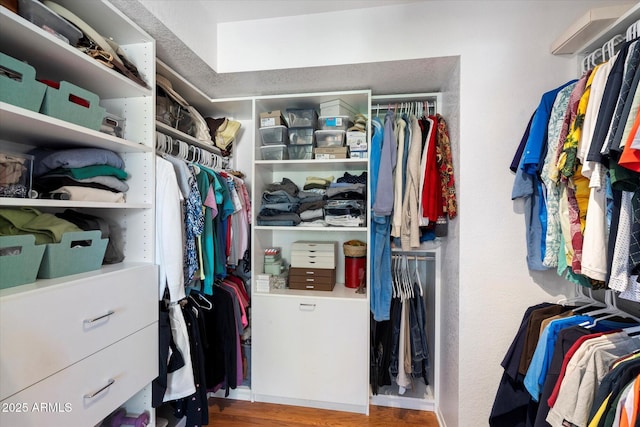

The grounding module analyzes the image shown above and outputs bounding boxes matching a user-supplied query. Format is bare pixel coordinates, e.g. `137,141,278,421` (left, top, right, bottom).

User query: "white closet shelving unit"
250,91,371,414
0,1,157,426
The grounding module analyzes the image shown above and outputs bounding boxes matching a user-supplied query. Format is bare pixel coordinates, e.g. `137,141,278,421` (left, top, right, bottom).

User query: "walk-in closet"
2,1,640,427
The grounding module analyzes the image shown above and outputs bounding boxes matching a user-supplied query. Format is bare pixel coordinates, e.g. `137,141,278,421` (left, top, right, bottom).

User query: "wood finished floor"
207,397,440,426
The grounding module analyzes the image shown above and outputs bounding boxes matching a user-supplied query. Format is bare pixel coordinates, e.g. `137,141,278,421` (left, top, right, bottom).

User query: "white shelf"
156,121,222,155
0,103,152,153
0,262,155,298
256,282,367,300
255,225,366,232
0,198,151,209
0,8,152,99
569,2,640,55
255,158,367,172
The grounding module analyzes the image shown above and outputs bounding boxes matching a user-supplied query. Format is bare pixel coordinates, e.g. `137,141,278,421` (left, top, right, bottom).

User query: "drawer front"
288,280,335,291
0,324,157,427
291,241,337,252
0,264,158,400
291,254,335,269
288,267,335,279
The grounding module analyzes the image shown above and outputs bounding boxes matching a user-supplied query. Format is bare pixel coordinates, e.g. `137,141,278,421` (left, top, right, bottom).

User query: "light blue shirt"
523,314,592,401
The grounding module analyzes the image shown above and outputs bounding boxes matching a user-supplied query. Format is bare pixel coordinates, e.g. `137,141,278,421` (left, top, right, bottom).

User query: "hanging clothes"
511,32,640,302
491,303,640,427
372,255,430,396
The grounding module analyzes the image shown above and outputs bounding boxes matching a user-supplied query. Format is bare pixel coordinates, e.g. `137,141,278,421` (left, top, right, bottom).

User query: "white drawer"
290,253,335,269
291,241,337,252
0,264,158,400
0,324,157,427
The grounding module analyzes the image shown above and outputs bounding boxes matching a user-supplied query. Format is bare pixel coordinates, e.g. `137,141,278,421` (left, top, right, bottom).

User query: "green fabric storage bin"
0,52,47,112
0,234,46,289
39,81,106,131
37,230,108,279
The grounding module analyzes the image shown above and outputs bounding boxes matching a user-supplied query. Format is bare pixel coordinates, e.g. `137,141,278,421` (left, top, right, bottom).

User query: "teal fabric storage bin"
0,52,47,112
0,235,46,289
37,231,108,279
39,81,106,131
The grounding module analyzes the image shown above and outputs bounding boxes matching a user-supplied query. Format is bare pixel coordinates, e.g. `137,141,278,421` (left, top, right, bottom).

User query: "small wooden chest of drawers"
288,267,336,291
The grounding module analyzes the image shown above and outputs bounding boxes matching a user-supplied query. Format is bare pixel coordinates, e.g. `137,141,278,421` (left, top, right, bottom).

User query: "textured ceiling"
192,0,426,24
107,0,457,99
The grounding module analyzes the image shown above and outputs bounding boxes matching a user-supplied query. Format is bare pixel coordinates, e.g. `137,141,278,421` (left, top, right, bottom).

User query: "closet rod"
156,130,228,170
391,254,435,261
581,18,640,72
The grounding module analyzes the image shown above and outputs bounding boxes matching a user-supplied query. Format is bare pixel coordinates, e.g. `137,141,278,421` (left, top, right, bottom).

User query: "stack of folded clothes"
297,175,334,227
324,172,367,227
0,207,82,244
257,177,301,226
31,148,129,202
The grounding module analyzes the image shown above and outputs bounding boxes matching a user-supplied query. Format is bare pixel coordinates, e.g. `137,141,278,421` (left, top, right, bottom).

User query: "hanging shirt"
435,114,457,219
391,114,406,237
542,82,577,268
373,111,397,216
513,80,577,270
400,116,424,250
155,156,186,302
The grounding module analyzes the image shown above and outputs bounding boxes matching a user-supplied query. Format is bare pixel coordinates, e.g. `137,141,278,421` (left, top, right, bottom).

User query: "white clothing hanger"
581,290,640,328
414,256,424,297
626,19,639,41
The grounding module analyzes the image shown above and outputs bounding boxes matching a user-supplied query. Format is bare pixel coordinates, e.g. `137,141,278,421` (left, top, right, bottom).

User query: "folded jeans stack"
257,178,301,226
324,172,367,227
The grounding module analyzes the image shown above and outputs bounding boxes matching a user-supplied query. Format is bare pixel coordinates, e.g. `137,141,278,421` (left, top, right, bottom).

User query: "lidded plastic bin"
259,125,288,145
319,116,352,131
0,150,33,199
17,0,83,46
288,127,314,145
286,108,318,128
260,145,288,160
315,130,346,147
288,144,313,160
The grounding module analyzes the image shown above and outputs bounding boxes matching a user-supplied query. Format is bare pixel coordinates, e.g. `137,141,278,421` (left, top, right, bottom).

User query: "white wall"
139,0,219,70
214,2,611,426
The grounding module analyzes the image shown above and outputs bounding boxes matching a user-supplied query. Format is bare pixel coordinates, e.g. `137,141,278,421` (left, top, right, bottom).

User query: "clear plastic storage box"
288,144,313,160
319,116,352,131
286,108,318,128
288,127,314,145
315,130,345,147
259,125,288,145
0,150,33,198
261,145,289,160
17,0,83,46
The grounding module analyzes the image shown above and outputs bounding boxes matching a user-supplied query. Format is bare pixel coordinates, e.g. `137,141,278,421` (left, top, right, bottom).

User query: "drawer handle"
305,278,315,282
84,310,115,325
84,378,115,399
299,303,316,311
305,271,314,275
